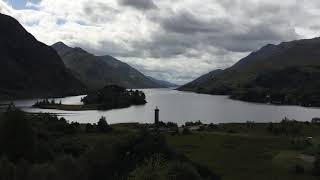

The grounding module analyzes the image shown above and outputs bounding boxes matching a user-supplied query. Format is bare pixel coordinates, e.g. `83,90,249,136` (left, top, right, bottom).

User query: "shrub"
129,154,166,180
97,116,112,133
314,156,320,176
182,128,192,135
208,123,218,130
0,109,36,162
185,121,202,127
167,162,203,180
0,156,16,180
85,123,95,133
129,156,204,180
294,164,304,174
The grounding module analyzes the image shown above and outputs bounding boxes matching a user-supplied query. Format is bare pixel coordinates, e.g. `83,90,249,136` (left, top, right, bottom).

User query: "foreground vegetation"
2,104,320,180
0,106,217,180
167,119,320,180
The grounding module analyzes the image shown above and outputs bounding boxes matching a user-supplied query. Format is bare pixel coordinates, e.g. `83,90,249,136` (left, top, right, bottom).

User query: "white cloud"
0,0,320,84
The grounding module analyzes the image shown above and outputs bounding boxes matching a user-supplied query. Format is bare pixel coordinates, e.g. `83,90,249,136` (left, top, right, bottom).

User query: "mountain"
146,76,178,88
179,37,320,106
52,42,165,89
178,69,223,92
0,13,85,100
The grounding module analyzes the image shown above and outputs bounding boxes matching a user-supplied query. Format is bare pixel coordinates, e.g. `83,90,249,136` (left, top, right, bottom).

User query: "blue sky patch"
5,0,40,10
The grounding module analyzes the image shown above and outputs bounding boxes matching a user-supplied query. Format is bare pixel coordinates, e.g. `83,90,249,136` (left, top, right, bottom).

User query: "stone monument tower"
155,106,159,124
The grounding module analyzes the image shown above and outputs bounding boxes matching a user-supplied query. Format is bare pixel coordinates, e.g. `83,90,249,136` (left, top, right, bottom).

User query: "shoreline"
177,89,320,108
32,103,146,111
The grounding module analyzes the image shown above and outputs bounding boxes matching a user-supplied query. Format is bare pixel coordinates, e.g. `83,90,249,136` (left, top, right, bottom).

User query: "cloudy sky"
1,0,320,84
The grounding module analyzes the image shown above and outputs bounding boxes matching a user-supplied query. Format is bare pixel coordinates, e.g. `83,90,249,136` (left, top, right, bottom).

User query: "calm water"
5,89,320,125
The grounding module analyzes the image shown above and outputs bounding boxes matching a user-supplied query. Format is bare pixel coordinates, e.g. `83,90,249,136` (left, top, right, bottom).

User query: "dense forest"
32,85,148,111
230,66,320,106
82,85,147,110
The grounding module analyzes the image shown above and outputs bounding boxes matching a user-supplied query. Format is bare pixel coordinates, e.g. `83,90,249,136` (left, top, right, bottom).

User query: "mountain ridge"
146,76,178,88
0,13,85,100
178,37,320,106
52,42,166,89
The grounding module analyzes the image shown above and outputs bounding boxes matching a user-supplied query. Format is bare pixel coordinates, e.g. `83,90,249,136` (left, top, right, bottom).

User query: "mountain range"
179,38,320,106
0,13,178,100
3,11,320,106
52,42,170,90
146,76,178,88
0,13,85,100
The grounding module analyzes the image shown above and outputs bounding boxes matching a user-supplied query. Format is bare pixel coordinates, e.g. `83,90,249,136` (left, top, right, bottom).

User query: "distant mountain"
52,42,165,89
147,76,178,88
178,69,223,92
179,37,320,106
0,13,85,100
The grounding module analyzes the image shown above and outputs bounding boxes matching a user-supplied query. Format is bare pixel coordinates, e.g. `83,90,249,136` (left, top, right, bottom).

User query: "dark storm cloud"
147,9,300,56
160,11,229,34
119,0,157,10
135,32,199,58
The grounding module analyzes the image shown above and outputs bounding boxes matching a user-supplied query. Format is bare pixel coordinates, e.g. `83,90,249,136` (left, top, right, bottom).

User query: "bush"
185,121,202,127
0,109,36,162
314,156,320,176
294,164,304,174
129,156,203,180
208,123,218,130
290,138,312,150
182,128,192,135
97,116,112,133
167,162,203,180
129,154,166,180
54,155,84,180
85,123,95,133
0,156,16,180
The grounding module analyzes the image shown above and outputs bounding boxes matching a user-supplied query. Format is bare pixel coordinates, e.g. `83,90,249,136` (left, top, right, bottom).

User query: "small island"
33,85,147,111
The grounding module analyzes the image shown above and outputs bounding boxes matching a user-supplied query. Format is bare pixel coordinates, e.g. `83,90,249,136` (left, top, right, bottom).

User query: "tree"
0,109,35,162
97,116,111,133
314,155,320,176
0,157,16,180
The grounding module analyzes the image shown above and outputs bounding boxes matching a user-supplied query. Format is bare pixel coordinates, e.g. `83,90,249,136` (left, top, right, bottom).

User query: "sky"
1,0,320,84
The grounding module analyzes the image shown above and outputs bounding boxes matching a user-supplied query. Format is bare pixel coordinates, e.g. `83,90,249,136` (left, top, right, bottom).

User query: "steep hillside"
179,37,320,106
178,69,223,92
0,13,85,100
52,42,165,89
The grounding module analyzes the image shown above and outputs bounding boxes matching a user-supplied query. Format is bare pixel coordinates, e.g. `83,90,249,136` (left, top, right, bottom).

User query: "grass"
76,123,146,146
167,128,318,180
71,122,320,180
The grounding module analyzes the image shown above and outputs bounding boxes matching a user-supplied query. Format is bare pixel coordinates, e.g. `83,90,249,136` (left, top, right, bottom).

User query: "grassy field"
73,121,320,180
166,122,320,180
